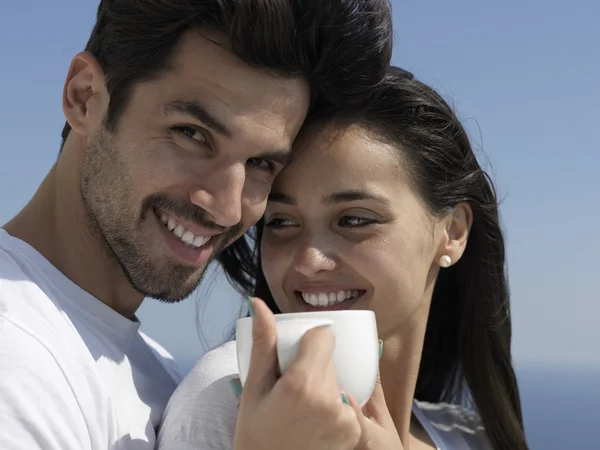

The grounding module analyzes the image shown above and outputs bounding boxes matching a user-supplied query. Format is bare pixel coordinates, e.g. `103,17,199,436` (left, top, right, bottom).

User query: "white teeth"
300,290,360,307
181,231,195,245
318,293,328,306
160,215,212,249
173,224,185,238
192,235,209,247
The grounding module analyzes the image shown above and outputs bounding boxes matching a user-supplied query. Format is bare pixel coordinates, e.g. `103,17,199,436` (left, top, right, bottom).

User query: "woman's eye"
175,126,207,144
338,216,375,227
248,157,276,174
264,218,297,230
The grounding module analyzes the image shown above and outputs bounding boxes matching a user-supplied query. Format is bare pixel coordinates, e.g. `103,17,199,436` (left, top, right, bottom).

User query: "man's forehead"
167,30,309,109
129,29,310,149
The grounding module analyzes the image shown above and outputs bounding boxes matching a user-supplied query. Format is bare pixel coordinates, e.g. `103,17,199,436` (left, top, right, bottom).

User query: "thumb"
239,297,279,405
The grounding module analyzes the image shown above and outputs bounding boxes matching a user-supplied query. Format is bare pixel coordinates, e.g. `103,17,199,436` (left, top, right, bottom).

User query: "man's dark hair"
60,0,393,148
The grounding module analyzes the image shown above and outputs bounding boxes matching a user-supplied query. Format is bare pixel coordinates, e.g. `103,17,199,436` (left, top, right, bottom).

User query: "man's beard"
80,129,243,302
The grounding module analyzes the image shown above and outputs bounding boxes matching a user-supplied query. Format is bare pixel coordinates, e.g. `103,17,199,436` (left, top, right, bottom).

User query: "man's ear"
62,51,108,138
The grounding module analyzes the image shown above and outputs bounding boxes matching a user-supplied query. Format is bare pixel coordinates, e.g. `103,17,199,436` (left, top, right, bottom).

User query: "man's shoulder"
0,276,117,448
0,229,34,279
0,247,64,346
0,245,114,427
0,251,47,336
0,237,46,314
0,244,29,295
0,312,92,396
0,316,111,449
0,315,87,430
0,312,65,370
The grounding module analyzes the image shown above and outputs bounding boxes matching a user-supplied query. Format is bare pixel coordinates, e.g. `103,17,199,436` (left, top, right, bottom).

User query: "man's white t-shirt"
158,340,493,450
0,228,182,449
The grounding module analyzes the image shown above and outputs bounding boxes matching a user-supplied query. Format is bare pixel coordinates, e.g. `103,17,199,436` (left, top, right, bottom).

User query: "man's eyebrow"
322,190,390,205
163,99,231,138
260,150,293,167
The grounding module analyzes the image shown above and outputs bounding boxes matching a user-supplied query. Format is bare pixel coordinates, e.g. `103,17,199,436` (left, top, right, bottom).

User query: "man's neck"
4,146,144,318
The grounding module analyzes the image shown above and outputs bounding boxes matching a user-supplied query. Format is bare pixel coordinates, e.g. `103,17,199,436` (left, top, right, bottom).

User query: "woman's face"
261,123,466,336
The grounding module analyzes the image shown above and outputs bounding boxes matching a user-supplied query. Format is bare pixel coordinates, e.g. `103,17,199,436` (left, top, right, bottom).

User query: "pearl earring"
439,255,452,268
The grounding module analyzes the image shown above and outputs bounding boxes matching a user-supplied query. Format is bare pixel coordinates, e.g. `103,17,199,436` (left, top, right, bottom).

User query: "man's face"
81,30,310,301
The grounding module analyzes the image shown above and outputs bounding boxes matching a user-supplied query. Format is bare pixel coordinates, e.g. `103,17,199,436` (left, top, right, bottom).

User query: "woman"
158,67,529,450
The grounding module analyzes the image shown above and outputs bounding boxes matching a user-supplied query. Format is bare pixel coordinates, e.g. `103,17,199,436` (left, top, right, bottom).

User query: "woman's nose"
293,244,336,277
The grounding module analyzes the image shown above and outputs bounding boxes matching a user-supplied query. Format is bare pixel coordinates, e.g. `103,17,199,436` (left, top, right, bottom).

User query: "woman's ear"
436,202,473,268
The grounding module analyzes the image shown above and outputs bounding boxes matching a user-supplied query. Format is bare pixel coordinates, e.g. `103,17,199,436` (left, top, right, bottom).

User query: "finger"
229,377,243,401
229,377,243,409
361,370,395,429
338,394,363,446
345,391,374,435
241,297,278,404
321,357,344,407
323,356,339,390
286,325,336,378
347,391,366,418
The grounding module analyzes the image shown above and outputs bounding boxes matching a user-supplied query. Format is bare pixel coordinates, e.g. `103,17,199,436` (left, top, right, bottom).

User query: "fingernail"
247,296,255,318
378,339,384,360
229,377,243,399
341,392,350,405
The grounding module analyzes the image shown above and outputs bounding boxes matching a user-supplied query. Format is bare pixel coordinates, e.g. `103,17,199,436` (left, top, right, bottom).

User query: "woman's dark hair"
219,66,528,450
60,0,393,149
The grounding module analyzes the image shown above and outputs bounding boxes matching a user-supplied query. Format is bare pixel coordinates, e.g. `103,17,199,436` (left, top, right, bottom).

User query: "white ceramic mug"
236,310,379,407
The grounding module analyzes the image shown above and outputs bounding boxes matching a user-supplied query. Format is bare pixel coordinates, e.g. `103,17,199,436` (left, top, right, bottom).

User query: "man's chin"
144,293,190,304
127,263,208,303
135,282,200,303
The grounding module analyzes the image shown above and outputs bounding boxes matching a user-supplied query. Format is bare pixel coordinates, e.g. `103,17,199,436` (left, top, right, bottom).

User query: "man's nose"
189,163,245,228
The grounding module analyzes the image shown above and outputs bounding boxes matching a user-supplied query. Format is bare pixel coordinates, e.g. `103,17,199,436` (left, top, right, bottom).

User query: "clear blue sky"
1,0,598,371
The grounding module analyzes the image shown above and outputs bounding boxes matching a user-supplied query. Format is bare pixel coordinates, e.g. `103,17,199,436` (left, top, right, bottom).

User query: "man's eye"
175,126,207,144
248,157,275,173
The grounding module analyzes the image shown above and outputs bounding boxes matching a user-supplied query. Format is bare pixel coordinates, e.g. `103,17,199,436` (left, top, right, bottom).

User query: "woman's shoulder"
189,339,240,384
157,340,239,449
413,400,493,450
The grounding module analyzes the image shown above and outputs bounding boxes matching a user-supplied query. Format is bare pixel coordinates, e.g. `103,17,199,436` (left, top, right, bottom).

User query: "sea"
517,366,598,449
177,360,599,449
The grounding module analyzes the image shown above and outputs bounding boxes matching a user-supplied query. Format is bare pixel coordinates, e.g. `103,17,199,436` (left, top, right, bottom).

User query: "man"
0,0,392,448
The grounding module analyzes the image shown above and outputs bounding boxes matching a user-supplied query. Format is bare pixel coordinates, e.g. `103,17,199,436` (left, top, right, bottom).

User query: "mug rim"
237,309,375,325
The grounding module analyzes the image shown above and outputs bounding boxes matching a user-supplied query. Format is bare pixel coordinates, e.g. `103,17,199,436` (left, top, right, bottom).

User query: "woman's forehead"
271,124,409,203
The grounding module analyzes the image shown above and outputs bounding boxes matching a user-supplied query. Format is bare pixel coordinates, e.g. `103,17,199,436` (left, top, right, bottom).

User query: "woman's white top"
157,341,493,450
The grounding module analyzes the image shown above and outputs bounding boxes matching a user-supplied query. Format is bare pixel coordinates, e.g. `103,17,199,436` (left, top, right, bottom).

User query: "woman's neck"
378,301,431,447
